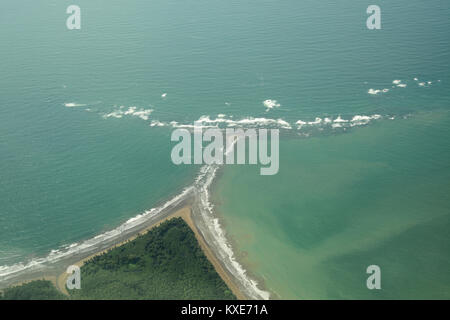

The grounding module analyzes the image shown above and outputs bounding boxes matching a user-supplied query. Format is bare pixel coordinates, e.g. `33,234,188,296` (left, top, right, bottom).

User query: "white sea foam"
64,102,86,108
295,120,307,128
295,114,382,130
103,110,123,118
391,80,407,88
368,88,389,95
151,114,385,131
413,78,437,87
263,99,281,112
103,106,154,120
308,117,322,125
149,115,293,130
351,115,371,123
334,116,348,123
150,120,166,127
110,108,390,134
367,76,442,94
350,114,380,126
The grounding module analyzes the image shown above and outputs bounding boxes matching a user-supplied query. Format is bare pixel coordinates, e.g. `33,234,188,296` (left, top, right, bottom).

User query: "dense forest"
0,280,65,300
1,218,235,300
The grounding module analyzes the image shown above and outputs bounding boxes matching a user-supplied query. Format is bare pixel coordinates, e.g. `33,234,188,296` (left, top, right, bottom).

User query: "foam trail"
295,114,383,130
103,106,154,120
148,115,292,130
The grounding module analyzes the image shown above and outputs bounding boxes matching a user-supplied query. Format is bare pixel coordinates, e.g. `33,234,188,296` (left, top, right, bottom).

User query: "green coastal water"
1,0,449,298
213,112,450,299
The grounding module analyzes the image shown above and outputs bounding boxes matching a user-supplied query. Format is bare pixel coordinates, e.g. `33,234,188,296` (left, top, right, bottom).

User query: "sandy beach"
56,206,247,300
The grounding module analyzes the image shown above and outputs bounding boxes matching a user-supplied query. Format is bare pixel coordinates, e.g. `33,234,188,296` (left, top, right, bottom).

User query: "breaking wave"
103,106,154,120
367,78,441,95
148,114,391,132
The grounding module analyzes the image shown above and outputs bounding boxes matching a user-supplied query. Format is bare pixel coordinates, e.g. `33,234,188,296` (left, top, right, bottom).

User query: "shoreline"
56,205,247,300
1,165,269,300
208,171,275,299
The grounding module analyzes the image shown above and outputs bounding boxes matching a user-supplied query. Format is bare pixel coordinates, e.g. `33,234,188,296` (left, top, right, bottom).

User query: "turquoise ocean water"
1,1,449,298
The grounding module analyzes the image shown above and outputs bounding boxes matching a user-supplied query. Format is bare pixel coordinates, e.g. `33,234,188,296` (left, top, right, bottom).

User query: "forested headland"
1,218,236,300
